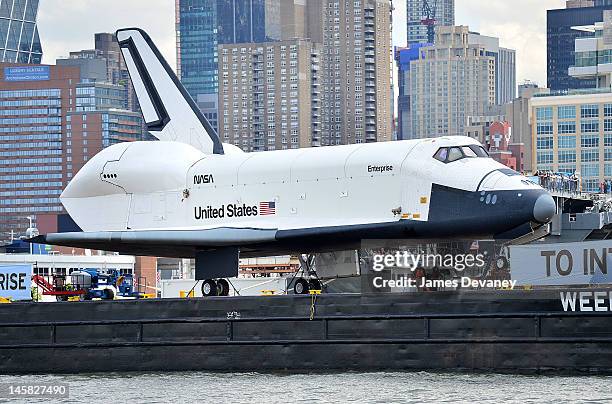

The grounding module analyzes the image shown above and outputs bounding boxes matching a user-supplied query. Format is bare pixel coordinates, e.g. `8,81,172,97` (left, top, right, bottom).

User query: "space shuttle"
33,28,556,293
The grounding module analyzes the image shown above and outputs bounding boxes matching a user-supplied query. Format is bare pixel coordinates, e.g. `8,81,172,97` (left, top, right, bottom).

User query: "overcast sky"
38,0,567,87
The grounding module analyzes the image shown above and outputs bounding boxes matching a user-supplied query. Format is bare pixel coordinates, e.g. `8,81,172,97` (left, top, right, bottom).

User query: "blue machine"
70,269,140,300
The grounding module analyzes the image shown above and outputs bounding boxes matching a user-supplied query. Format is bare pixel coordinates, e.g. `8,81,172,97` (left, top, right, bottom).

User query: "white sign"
0,264,32,300
510,241,612,285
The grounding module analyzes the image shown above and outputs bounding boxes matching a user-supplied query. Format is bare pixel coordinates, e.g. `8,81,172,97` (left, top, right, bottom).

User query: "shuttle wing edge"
30,228,277,258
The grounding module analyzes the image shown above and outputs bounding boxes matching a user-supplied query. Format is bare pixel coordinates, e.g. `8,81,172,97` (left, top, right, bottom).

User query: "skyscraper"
307,0,393,145
176,0,274,131
547,2,612,91
467,32,516,105
264,0,306,40
396,44,429,140
217,0,393,149
409,26,497,138
216,0,266,44
569,10,612,88
60,33,140,114
0,0,42,64
218,39,319,152
406,0,454,45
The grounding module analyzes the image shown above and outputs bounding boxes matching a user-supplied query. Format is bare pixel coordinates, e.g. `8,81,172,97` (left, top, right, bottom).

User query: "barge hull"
1,290,611,374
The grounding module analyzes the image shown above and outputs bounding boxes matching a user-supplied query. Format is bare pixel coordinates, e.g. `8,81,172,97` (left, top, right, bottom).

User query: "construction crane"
421,0,437,44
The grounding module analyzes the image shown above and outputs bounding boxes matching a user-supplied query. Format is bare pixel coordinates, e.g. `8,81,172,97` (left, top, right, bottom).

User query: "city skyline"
36,0,565,89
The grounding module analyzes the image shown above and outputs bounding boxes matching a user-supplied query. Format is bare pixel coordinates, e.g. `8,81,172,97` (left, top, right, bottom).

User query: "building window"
583,179,600,192
537,151,553,165
558,150,576,163
536,137,553,150
558,105,576,120
558,136,576,149
581,120,599,133
558,121,576,134
581,104,599,118
558,164,576,174
575,51,597,67
581,163,599,177
581,149,599,163
536,107,553,121
536,122,553,135
581,134,599,148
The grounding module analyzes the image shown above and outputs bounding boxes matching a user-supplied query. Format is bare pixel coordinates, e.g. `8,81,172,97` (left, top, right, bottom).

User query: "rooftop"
532,87,612,98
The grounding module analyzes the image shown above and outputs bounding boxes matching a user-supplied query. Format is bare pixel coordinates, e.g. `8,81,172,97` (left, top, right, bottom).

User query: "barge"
1,289,612,374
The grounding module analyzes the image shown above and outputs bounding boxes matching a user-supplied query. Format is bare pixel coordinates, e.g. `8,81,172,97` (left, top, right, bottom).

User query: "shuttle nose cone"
533,194,556,223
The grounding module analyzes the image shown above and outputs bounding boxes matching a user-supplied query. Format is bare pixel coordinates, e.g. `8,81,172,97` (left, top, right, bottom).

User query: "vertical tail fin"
115,28,224,154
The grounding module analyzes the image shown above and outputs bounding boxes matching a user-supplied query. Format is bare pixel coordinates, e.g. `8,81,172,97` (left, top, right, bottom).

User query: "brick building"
487,121,525,172
0,62,143,242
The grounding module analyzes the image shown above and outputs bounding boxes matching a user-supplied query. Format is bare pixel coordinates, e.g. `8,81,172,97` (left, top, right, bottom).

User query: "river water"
1,371,611,403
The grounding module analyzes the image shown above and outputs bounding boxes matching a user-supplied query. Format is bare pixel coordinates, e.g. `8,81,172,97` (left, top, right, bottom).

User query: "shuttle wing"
115,28,224,154
31,228,277,259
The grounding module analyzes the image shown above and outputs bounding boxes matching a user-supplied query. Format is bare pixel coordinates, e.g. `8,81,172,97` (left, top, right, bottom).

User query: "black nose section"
533,194,556,223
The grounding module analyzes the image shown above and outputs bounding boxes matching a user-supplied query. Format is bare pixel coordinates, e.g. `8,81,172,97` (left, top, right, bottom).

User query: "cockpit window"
433,145,490,163
462,146,478,158
434,148,448,162
469,144,489,157
447,147,463,162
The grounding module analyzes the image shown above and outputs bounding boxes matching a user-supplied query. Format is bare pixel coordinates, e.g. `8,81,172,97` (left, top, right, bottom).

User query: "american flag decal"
259,201,276,215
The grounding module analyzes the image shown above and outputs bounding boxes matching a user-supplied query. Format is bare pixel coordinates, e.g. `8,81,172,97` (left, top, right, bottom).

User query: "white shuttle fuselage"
61,136,545,235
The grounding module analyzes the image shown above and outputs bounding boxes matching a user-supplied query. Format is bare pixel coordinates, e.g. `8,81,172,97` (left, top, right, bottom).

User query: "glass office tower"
176,0,266,131
0,0,42,64
547,3,611,92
